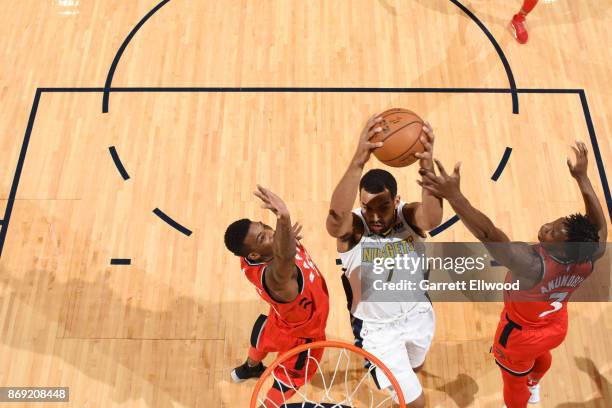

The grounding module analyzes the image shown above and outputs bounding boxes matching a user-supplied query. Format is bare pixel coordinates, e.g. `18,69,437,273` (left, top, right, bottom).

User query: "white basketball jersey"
339,202,427,323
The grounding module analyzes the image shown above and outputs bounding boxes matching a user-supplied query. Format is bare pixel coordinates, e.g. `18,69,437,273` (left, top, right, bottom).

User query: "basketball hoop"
250,340,406,408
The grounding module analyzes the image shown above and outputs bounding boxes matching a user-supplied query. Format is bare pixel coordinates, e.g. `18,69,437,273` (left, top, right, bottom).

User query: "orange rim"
249,340,406,407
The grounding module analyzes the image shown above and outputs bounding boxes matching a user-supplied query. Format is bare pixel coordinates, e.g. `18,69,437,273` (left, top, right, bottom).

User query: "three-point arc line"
449,0,519,114
102,0,172,113
429,146,513,237
102,0,518,114
491,147,513,181
153,208,193,236
109,146,130,180
429,215,461,238
110,258,131,265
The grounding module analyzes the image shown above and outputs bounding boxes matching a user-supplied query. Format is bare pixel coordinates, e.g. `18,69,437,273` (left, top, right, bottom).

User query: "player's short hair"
224,218,252,257
360,169,397,198
564,213,600,263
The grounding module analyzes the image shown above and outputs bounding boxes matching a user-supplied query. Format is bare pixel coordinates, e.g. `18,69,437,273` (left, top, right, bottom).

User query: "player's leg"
519,0,539,15
396,303,434,407
525,350,552,404
358,319,425,407
260,381,297,408
492,313,540,407
403,302,435,375
260,338,325,407
511,0,539,44
231,314,269,382
500,367,531,408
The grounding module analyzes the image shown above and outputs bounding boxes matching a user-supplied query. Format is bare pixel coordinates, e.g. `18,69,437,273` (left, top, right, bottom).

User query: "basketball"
371,108,426,167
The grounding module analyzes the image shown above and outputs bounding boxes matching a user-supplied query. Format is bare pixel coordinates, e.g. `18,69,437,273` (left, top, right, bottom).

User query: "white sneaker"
528,384,540,404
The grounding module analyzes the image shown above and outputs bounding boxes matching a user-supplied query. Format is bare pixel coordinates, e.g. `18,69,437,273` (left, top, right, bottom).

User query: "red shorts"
251,314,325,389
492,310,567,376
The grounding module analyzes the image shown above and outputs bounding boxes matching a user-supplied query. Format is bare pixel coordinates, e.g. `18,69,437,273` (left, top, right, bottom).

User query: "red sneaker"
510,14,529,44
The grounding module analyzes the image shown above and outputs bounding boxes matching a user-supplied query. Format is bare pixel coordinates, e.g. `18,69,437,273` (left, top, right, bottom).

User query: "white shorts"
353,302,435,403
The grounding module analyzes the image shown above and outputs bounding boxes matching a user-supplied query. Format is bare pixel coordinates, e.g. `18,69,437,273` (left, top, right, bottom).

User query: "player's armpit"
484,242,543,282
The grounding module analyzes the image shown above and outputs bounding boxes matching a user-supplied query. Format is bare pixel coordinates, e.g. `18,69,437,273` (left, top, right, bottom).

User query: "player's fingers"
571,146,580,158
255,184,271,197
578,141,588,155
434,159,448,177
566,157,573,169
253,190,268,201
367,126,383,140
417,180,439,194
265,189,280,200
422,123,434,140
419,169,440,183
453,162,462,177
366,116,383,131
366,141,384,149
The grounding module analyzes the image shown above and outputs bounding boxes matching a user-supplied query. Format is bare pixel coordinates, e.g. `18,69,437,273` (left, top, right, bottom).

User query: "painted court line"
0,87,608,258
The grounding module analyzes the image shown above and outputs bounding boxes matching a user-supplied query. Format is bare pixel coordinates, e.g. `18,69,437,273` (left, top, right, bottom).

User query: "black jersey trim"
341,273,353,312
261,264,304,304
250,314,268,349
495,359,534,377
244,256,266,266
498,313,522,348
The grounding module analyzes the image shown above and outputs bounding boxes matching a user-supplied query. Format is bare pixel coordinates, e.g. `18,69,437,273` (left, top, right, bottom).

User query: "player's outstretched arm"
419,160,542,281
253,185,298,299
326,114,383,239
567,141,607,260
404,122,443,231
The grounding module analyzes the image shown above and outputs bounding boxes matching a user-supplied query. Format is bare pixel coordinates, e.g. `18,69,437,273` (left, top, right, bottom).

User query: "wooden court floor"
0,1,610,407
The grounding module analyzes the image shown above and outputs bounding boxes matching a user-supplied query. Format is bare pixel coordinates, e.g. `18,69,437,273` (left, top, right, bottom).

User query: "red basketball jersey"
504,244,594,327
241,243,329,339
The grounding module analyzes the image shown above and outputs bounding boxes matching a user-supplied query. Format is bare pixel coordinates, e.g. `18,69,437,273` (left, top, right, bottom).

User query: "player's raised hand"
417,159,462,200
253,185,290,219
414,121,435,171
352,113,384,167
567,141,589,179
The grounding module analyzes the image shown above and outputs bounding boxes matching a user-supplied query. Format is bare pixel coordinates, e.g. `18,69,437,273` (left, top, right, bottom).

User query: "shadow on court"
0,264,265,407
555,357,612,408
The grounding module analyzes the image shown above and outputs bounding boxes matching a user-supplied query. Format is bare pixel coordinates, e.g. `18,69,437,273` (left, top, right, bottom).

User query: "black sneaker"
230,360,266,383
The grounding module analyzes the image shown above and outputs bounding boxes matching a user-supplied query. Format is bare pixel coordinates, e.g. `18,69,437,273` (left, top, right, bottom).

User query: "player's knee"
407,391,425,408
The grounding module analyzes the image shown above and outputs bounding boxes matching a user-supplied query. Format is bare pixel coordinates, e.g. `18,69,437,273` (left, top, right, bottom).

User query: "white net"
252,342,404,408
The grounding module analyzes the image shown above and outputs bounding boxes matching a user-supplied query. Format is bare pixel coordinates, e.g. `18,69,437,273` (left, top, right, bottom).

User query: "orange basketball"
371,108,425,167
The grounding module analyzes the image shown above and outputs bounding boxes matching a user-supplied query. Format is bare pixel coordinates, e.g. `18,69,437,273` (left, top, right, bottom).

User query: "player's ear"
394,195,401,207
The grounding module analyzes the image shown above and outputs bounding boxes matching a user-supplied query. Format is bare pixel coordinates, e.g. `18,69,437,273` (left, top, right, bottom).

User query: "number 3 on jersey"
539,291,569,318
